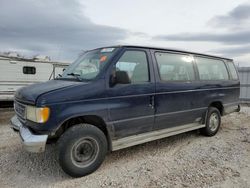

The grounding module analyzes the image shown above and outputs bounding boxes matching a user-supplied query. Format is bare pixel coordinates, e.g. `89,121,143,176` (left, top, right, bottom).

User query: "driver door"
106,49,155,139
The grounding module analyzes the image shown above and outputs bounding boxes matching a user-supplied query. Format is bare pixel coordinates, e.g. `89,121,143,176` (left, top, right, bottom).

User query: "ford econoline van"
11,45,240,177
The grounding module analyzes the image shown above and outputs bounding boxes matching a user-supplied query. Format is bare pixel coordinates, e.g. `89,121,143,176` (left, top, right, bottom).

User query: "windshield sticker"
100,56,107,62
101,48,115,53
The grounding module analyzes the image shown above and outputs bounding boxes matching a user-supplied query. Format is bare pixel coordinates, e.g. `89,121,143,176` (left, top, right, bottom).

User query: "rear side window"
227,61,238,80
155,52,195,81
196,57,228,80
115,50,149,83
23,66,36,74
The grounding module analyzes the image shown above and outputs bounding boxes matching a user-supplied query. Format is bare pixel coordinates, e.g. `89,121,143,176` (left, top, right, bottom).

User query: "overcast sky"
0,0,250,66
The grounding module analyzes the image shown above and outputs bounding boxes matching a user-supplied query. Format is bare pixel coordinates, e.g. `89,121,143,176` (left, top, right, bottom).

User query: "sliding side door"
152,51,204,130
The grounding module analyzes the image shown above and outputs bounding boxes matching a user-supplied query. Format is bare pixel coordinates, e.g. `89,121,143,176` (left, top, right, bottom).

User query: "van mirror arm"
109,75,116,87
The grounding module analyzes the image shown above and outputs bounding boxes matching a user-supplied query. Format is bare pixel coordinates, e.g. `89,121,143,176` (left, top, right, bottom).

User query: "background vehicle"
0,55,69,101
10,45,240,177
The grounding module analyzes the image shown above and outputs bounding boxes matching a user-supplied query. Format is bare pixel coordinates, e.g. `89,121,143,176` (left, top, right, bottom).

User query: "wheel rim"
209,112,219,132
71,137,99,168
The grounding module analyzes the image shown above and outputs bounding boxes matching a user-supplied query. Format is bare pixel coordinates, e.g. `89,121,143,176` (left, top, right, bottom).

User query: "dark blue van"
11,45,240,177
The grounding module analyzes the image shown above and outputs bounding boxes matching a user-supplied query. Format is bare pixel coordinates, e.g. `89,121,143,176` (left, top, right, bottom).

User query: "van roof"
96,45,233,61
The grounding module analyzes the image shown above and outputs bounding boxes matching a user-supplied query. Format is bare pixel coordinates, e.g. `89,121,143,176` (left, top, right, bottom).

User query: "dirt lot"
0,106,250,188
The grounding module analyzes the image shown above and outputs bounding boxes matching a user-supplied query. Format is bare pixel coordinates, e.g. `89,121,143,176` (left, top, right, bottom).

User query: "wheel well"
55,115,111,150
209,101,224,115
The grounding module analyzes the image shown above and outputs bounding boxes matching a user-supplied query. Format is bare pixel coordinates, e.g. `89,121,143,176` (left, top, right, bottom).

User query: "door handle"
149,96,155,109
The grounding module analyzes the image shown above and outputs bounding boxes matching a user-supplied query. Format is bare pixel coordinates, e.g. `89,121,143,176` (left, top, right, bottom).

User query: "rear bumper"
223,102,241,115
10,115,48,153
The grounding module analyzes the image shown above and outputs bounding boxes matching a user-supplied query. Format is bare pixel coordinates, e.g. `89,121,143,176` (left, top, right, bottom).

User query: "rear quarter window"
227,61,238,80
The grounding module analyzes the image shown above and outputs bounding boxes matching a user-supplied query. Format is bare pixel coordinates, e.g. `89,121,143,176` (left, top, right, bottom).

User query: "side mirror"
110,70,131,86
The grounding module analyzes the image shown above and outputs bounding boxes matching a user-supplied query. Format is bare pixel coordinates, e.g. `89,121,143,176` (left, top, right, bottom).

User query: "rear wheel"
57,124,107,177
201,107,221,136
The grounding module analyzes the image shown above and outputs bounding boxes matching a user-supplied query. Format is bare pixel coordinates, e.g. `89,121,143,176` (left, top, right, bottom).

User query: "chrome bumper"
10,115,48,153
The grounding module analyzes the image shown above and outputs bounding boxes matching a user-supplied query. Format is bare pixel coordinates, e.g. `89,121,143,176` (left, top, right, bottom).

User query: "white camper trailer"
0,55,69,101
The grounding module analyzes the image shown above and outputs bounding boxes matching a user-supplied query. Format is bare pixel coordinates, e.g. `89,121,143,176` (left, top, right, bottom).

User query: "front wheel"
57,124,108,177
201,107,221,136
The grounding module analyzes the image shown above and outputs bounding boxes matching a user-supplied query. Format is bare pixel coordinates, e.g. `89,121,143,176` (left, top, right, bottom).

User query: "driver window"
115,51,149,83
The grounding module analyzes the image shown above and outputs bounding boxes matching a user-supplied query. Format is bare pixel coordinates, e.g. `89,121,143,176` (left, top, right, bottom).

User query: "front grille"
14,101,26,120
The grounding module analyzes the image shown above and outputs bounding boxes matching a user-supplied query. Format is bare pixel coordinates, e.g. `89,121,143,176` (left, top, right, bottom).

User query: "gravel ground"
0,106,250,188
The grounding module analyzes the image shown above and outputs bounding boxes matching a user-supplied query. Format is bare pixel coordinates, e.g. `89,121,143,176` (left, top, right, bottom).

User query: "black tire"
57,124,108,177
201,107,221,136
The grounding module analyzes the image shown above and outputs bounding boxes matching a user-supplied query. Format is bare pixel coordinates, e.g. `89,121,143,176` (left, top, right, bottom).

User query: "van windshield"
60,48,117,81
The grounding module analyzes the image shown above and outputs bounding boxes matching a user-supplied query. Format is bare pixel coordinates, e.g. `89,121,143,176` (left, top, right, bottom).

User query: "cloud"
208,3,250,30
0,0,128,61
151,2,250,67
154,2,250,44
209,45,250,56
154,30,250,45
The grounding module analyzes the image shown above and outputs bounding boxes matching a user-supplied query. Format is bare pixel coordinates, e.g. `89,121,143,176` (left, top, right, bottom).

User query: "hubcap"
71,137,99,168
209,112,219,132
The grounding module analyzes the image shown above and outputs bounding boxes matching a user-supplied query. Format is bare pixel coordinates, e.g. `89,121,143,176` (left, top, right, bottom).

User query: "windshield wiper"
67,73,82,81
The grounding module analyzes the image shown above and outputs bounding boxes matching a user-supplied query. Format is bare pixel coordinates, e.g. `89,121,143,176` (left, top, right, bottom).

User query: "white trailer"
0,55,69,101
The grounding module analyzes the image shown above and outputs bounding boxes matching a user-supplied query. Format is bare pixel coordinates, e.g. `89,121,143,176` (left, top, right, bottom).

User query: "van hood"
15,79,83,105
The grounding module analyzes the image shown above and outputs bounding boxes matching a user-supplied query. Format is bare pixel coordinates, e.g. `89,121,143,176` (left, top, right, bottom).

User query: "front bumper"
10,115,48,153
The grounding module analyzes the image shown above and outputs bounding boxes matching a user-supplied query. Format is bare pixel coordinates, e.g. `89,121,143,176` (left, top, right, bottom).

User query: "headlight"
26,106,50,123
